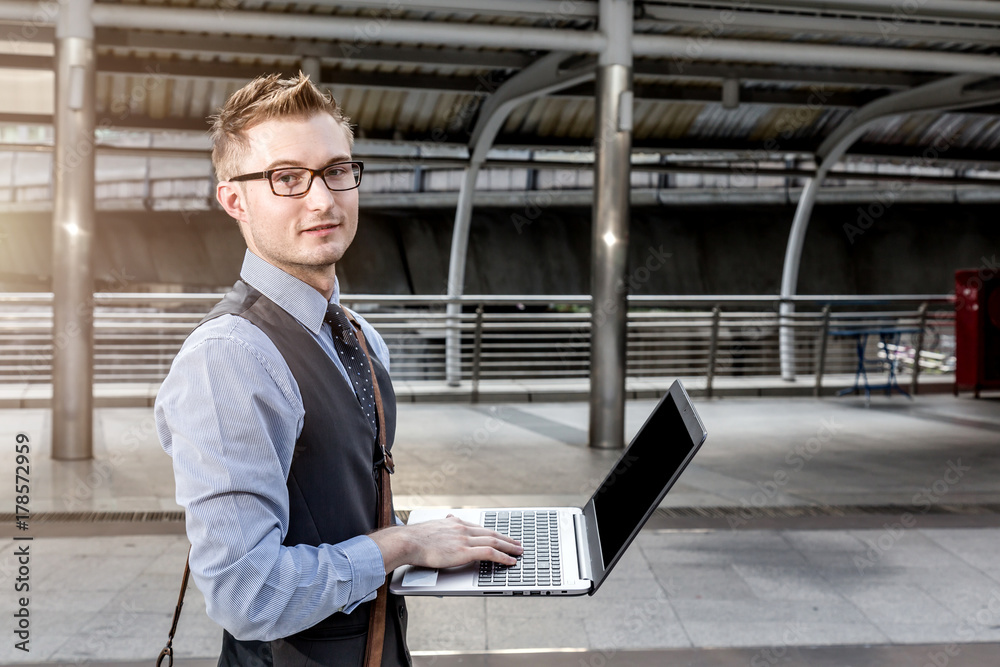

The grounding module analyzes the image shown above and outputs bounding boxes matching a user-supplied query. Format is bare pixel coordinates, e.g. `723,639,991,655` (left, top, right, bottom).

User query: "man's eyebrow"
263,155,353,171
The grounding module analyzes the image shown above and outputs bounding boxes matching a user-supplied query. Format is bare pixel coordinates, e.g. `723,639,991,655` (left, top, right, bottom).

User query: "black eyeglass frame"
229,160,364,197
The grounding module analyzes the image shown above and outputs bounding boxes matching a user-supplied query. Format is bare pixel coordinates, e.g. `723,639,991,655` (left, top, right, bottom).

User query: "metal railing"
0,293,955,396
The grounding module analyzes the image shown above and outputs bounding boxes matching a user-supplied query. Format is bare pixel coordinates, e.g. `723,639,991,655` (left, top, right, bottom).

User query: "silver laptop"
389,380,707,597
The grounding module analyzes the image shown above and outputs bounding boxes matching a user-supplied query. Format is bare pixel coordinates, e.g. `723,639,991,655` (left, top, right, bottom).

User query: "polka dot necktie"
325,304,377,437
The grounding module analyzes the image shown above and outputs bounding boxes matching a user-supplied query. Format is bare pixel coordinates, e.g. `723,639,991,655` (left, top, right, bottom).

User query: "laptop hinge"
573,513,594,582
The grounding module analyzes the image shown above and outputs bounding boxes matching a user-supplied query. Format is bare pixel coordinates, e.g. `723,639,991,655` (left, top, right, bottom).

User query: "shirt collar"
239,250,340,335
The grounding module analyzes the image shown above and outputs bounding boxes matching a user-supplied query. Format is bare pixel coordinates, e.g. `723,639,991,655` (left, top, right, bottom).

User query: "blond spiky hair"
209,72,354,181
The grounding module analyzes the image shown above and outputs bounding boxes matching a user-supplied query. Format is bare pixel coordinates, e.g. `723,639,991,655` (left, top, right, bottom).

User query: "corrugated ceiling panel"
146,75,171,119
513,98,551,138
371,90,405,134
536,98,574,138
964,117,1000,152
690,104,772,140
355,88,387,132
812,107,852,139
948,115,996,151
562,98,594,139
862,115,914,145
207,79,237,118
187,78,213,121
5,0,999,172
430,92,473,133
501,99,533,137
645,103,704,140
921,114,974,148
167,78,189,118
954,115,998,151
746,105,828,143
632,99,666,141
402,90,438,134
95,73,111,114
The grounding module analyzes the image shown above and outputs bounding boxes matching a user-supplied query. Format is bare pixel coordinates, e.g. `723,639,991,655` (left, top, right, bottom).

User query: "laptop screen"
591,391,697,570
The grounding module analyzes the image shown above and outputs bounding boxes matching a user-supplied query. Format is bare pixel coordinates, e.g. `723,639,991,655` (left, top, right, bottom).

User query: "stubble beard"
244,209,351,276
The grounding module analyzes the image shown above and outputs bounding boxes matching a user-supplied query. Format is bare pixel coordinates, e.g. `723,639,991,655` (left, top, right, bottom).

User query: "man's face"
222,113,358,287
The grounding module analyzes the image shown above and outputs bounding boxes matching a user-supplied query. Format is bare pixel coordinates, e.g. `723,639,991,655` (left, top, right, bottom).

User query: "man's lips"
301,221,341,234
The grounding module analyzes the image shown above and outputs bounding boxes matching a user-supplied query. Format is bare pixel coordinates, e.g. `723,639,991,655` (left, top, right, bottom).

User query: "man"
155,73,521,666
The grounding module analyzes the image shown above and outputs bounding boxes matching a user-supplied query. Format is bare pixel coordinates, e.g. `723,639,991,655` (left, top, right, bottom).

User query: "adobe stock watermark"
576,599,673,667
876,0,932,40
404,405,513,506
214,0,242,21
61,411,153,511
714,84,830,203
22,266,136,380
338,0,405,61
713,309,779,375
541,0,590,28
749,622,807,667
555,244,673,363
842,133,955,245
579,450,640,498
56,64,167,178
955,254,999,313
951,589,1000,647
670,0,751,74
728,416,843,529
3,0,59,55
511,179,575,234
854,458,970,574
919,589,1000,667
63,600,141,664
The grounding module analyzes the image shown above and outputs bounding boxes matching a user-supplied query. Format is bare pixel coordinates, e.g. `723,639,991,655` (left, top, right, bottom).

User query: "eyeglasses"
230,161,364,197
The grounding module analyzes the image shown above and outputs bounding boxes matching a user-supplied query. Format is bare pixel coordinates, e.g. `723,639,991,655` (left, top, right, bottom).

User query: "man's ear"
217,181,248,222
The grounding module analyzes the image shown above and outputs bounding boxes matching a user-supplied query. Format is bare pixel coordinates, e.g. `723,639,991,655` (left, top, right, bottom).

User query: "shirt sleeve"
155,316,387,641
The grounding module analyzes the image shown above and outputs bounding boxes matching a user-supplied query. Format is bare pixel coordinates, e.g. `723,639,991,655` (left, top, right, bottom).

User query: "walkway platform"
0,391,997,665
18,643,1000,667
0,372,956,408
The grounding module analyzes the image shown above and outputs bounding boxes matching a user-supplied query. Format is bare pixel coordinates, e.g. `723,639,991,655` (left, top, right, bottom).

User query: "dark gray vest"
205,280,410,667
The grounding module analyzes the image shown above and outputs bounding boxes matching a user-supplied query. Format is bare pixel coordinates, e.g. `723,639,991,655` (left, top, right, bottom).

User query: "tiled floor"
2,524,999,663
0,392,998,663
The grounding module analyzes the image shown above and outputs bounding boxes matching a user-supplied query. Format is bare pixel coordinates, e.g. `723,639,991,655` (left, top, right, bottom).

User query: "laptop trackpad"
401,566,439,587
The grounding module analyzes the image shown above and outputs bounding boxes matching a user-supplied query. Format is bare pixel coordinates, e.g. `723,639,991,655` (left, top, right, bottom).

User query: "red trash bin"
955,268,1000,397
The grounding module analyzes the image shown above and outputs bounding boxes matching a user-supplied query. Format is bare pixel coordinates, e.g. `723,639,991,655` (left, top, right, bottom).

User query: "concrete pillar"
589,0,633,450
52,0,96,460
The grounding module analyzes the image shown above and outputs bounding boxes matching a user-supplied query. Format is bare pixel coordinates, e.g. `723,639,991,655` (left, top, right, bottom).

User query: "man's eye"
325,167,348,177
274,171,304,184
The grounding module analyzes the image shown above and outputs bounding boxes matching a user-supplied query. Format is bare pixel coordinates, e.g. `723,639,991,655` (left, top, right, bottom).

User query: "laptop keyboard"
478,510,562,587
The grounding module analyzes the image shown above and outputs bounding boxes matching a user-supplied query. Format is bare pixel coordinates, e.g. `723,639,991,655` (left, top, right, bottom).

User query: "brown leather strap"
158,544,192,667
344,306,394,667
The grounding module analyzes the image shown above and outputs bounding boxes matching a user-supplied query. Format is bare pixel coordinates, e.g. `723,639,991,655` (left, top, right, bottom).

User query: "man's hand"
370,514,522,573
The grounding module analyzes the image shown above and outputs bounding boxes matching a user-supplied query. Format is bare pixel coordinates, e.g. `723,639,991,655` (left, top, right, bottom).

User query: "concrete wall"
1,203,996,295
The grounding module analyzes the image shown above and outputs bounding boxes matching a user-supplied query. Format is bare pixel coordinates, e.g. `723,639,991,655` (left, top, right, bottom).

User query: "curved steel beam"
778,73,1000,380
445,52,595,384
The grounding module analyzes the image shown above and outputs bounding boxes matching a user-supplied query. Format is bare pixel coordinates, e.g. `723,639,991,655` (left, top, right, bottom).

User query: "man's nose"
304,175,337,210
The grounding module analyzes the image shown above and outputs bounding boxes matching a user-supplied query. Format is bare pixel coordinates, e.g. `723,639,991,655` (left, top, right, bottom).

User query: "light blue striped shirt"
155,250,391,642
